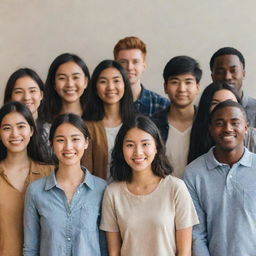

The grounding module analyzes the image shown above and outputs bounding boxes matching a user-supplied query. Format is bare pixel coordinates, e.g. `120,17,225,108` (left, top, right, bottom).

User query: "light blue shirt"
23,167,108,256
183,147,256,256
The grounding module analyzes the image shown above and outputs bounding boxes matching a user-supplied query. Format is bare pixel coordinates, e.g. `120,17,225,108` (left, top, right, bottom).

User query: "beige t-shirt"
100,175,199,256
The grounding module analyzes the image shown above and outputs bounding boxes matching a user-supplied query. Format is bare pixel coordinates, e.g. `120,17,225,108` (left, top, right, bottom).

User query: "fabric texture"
0,161,53,256
100,175,198,256
23,168,108,256
184,147,256,256
134,85,170,117
241,94,256,128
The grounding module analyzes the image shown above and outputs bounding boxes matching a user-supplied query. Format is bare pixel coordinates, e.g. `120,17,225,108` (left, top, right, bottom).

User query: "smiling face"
165,73,199,108
96,67,125,106
55,61,88,104
0,111,33,154
11,76,43,119
116,49,146,88
122,127,157,173
209,106,247,154
53,122,88,167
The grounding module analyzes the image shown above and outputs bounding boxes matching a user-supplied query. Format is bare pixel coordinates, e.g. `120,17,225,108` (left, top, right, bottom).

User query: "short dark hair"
209,99,247,124
163,55,202,83
210,47,245,71
4,68,45,123
84,60,135,122
0,101,49,163
44,53,90,123
49,113,90,164
110,115,172,182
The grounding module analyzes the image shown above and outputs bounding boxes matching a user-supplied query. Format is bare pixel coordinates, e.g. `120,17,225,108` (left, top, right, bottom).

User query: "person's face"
55,61,88,104
165,73,199,108
96,67,125,106
0,112,33,154
209,106,247,153
53,123,88,167
116,49,146,87
123,127,157,173
11,76,43,119
211,55,245,94
209,89,238,112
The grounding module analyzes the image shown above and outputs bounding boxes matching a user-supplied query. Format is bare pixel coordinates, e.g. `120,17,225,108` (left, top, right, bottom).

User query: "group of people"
1,35,256,256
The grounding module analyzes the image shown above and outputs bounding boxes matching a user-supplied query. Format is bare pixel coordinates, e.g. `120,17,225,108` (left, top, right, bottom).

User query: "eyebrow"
55,134,82,138
124,138,151,142
56,72,82,76
2,121,27,126
13,86,39,90
98,75,121,79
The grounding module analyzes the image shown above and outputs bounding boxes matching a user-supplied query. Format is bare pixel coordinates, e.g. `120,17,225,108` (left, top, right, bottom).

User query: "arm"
23,185,40,256
106,231,122,256
176,227,192,256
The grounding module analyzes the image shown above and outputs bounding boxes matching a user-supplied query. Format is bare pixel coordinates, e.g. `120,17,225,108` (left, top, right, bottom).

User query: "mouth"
62,152,76,158
64,90,77,95
9,139,23,145
221,134,236,141
132,157,146,163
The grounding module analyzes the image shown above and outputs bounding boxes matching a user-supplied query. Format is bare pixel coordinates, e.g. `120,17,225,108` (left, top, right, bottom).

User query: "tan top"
0,161,53,256
100,175,199,256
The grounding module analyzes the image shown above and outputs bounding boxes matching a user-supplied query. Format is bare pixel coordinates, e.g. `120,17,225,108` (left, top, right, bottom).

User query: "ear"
84,138,89,150
243,69,246,79
30,126,34,137
83,76,89,89
195,83,200,95
164,82,168,94
40,90,44,101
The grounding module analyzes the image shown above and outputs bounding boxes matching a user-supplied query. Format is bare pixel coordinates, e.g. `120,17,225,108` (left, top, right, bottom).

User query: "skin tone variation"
209,106,248,166
11,76,43,120
107,127,192,256
211,55,245,97
0,111,33,191
165,73,199,132
116,49,146,101
55,61,88,116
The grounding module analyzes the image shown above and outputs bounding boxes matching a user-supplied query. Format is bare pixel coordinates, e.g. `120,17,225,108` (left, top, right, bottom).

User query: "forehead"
124,127,154,141
54,122,83,136
1,111,28,125
211,106,246,121
116,49,145,60
99,67,122,78
14,76,40,89
56,61,83,74
212,89,237,100
168,73,197,81
213,54,243,69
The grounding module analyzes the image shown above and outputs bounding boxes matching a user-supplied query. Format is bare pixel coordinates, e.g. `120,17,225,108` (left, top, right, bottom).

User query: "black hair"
49,113,90,164
84,60,135,122
110,114,172,181
44,53,90,123
163,55,202,83
209,99,247,124
4,68,45,126
188,82,242,163
210,47,245,71
0,101,50,163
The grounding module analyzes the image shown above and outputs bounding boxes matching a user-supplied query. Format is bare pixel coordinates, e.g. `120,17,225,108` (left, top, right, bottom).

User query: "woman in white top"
100,115,199,256
82,60,135,180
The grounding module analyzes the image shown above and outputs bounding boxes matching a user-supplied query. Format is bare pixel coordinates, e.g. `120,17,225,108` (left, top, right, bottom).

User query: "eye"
114,79,121,83
17,124,26,129
56,138,64,143
13,90,23,94
2,127,10,131
168,80,178,85
98,79,107,84
133,59,140,64
125,143,134,148
143,142,150,147
215,121,224,127
57,76,66,81
72,137,80,142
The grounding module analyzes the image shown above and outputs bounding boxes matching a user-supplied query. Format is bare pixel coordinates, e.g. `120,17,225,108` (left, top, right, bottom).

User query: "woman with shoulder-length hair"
82,59,135,180
188,81,256,163
44,53,90,123
0,101,53,256
100,115,199,256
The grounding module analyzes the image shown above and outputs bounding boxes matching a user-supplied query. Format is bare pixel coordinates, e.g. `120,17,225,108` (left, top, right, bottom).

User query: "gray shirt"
241,94,256,128
183,147,256,256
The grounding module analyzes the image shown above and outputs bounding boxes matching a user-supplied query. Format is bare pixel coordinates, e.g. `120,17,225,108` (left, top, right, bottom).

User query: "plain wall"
1,0,256,104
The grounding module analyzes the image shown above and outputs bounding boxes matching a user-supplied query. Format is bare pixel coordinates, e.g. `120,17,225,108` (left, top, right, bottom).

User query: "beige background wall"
1,0,256,104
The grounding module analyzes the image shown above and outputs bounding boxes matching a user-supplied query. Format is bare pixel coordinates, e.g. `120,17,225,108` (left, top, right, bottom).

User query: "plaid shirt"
134,85,170,117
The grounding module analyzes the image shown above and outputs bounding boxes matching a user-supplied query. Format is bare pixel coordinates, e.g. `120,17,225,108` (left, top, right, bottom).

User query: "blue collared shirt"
183,147,256,256
23,168,108,256
134,85,170,117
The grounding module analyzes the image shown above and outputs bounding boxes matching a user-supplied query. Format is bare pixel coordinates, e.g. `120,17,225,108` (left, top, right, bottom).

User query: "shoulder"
27,175,48,195
104,182,124,196
143,87,169,103
31,161,55,176
162,175,187,191
86,170,107,191
151,107,169,122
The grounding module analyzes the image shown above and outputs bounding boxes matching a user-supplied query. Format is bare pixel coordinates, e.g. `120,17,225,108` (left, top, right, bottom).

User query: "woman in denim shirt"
23,114,107,256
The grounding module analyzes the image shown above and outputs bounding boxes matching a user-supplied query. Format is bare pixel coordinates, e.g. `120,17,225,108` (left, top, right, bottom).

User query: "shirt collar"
45,166,95,191
205,146,252,170
135,84,147,104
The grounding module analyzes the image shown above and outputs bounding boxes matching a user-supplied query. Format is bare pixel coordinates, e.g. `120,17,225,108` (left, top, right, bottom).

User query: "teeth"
9,140,22,145
63,153,75,158
133,158,145,163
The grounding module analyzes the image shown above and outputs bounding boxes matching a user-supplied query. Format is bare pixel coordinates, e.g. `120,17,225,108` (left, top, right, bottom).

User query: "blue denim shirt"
134,85,170,117
23,168,108,256
184,147,256,256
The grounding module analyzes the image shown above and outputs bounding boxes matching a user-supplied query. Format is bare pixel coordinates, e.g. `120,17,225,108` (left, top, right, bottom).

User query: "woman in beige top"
0,102,53,256
100,115,199,256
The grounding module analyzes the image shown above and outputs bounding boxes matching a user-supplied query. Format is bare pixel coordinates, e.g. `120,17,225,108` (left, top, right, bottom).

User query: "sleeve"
183,171,210,256
100,187,120,232
23,185,40,256
173,179,199,230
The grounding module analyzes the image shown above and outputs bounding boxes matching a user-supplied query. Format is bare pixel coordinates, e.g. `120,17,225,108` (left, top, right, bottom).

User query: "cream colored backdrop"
1,0,256,103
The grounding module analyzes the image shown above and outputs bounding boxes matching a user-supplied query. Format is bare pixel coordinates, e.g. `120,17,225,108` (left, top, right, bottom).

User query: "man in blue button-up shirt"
184,100,256,256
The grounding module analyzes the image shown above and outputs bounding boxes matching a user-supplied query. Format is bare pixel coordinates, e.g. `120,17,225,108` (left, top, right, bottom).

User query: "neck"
4,151,30,167
131,82,142,101
131,168,160,186
213,146,244,166
33,111,38,121
61,101,83,116
103,103,122,127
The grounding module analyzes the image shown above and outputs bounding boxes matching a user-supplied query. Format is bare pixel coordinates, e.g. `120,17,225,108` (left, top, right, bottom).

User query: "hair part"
113,36,147,59
163,55,202,83
110,114,172,182
210,47,245,71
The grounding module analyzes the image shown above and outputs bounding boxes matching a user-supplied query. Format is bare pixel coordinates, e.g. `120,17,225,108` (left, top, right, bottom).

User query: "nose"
127,61,134,71
224,71,232,81
178,82,186,92
134,144,143,155
24,91,31,100
64,139,72,150
223,122,234,132
67,77,75,87
106,81,115,90
11,127,18,137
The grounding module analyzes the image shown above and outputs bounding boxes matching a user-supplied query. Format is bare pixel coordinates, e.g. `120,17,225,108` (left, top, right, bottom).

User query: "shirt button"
67,237,71,241
230,175,232,178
